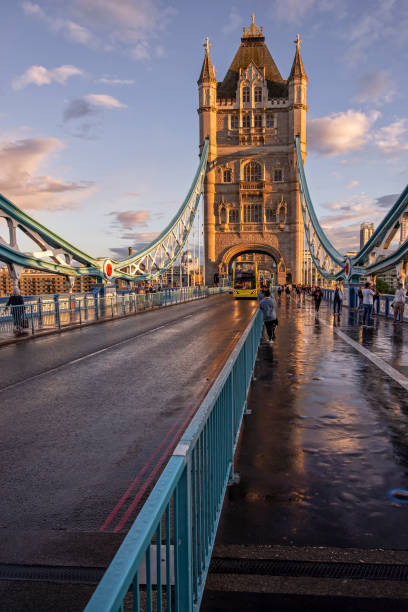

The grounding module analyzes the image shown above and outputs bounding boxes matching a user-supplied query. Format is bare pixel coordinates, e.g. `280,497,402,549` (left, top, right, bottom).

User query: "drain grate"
0,563,105,584
209,557,408,581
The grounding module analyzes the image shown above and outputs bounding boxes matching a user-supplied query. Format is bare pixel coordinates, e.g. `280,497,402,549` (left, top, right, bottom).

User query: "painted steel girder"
0,139,209,282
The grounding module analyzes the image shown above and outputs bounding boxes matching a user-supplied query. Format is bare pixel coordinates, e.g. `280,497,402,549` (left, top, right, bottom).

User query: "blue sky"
0,0,407,257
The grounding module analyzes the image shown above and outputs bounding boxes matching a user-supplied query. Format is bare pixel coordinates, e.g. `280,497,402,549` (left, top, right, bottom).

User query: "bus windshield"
234,272,256,289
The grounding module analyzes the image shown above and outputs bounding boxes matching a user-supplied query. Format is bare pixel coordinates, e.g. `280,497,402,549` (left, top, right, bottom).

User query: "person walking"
392,282,407,324
362,282,374,326
333,284,343,315
357,286,363,311
285,285,291,298
6,288,26,335
257,286,266,302
372,285,380,315
313,286,323,316
259,289,278,344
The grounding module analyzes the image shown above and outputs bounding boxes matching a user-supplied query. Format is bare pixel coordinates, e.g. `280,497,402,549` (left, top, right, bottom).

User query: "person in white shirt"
362,282,375,326
392,282,407,324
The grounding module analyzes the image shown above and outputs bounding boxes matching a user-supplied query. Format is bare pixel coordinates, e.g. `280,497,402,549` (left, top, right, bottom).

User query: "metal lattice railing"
83,309,263,612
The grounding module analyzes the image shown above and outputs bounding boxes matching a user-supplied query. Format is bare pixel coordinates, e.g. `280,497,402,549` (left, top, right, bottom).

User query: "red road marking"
100,312,254,532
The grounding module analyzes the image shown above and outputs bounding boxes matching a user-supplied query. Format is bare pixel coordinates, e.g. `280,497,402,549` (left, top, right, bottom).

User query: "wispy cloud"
0,135,94,210
23,0,177,60
63,94,127,122
347,180,359,189
12,64,84,90
108,210,151,231
98,76,135,85
223,7,242,34
374,119,408,154
355,69,396,105
110,231,158,258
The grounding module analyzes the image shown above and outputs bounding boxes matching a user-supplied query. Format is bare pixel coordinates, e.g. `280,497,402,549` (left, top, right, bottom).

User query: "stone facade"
198,18,307,285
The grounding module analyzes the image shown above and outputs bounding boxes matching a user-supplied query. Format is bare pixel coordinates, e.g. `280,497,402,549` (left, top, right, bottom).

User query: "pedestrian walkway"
202,295,408,610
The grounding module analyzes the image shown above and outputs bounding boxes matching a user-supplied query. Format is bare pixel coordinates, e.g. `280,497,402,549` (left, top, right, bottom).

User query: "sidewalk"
201,296,408,610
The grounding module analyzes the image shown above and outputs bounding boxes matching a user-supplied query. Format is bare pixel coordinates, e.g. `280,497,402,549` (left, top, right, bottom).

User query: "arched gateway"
198,16,307,285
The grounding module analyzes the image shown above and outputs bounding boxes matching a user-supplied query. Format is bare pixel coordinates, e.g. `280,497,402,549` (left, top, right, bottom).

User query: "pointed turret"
198,37,216,84
289,34,307,81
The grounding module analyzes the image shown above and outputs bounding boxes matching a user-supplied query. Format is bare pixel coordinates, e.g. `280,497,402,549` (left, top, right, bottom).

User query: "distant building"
0,267,95,296
360,222,374,249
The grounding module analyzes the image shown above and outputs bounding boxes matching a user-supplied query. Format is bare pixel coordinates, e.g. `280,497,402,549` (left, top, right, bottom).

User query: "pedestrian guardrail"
0,287,228,339
323,288,408,321
84,309,263,612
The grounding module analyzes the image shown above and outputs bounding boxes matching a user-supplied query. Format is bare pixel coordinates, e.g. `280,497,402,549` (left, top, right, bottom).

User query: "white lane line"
321,320,408,391
0,314,193,393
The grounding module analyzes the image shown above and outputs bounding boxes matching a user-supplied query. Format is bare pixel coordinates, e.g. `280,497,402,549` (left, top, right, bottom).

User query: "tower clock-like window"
243,204,262,223
244,161,262,182
242,86,250,103
223,169,232,183
242,114,251,128
230,115,239,129
254,87,262,102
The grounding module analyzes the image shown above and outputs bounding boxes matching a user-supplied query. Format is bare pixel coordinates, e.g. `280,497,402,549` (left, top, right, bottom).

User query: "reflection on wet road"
217,296,408,549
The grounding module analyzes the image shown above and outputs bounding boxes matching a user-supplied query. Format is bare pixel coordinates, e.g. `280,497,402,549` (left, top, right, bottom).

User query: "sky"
0,0,407,259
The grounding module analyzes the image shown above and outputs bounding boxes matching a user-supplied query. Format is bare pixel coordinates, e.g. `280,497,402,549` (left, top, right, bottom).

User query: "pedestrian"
357,286,363,310
285,285,291,298
333,284,343,315
372,285,380,315
362,282,374,326
6,288,26,335
313,286,323,316
257,285,266,302
392,282,407,324
259,289,278,344
277,285,283,299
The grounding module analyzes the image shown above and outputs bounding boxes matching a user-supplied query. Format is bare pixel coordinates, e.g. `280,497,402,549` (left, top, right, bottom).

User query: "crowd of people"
258,280,408,343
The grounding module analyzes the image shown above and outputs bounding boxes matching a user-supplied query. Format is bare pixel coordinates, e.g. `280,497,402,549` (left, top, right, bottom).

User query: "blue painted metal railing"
323,288,408,322
84,309,263,612
0,287,228,339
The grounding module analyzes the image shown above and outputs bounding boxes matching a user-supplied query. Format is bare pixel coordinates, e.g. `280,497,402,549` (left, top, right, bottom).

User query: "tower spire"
198,36,216,84
289,33,307,80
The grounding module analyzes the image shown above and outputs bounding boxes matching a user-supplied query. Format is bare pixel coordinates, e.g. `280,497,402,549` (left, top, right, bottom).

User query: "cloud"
355,70,396,105
22,2,96,47
63,94,127,122
0,135,94,210
223,7,242,34
374,119,408,154
23,0,177,60
110,231,158,258
109,209,151,230
98,77,134,85
308,110,380,155
319,192,399,252
12,64,83,90
270,0,344,23
347,180,359,189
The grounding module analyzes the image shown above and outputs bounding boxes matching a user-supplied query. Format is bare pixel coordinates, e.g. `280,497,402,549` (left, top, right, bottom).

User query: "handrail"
84,308,263,612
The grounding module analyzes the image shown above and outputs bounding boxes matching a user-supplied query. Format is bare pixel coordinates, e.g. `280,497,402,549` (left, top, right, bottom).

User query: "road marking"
322,321,408,391
0,314,193,393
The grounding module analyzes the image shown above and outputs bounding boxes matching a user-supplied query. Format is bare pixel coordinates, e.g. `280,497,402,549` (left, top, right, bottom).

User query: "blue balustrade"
84,309,263,612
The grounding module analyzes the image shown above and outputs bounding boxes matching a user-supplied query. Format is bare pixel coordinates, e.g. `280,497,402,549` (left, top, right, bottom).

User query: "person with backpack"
259,289,278,344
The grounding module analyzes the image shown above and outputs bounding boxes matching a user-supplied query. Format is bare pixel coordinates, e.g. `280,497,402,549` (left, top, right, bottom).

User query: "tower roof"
289,34,307,80
198,37,216,84
217,15,286,100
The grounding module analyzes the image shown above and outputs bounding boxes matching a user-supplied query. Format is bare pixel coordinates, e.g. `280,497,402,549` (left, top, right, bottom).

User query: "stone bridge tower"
198,16,307,285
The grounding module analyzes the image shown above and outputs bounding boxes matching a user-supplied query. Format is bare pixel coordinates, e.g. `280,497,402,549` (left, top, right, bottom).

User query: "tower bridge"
2,15,408,612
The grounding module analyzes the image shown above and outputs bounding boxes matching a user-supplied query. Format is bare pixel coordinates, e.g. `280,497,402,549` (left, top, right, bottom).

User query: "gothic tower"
198,16,308,285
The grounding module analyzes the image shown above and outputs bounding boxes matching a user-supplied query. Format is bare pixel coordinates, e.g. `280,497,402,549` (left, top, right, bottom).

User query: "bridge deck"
202,296,408,610
0,293,257,611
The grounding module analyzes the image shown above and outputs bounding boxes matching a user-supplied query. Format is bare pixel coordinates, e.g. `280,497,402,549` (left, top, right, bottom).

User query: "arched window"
242,86,250,103
243,161,262,182
265,207,274,222
219,206,227,224
254,87,262,102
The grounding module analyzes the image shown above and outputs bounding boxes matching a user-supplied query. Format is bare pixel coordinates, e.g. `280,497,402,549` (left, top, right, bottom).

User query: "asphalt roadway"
0,293,257,611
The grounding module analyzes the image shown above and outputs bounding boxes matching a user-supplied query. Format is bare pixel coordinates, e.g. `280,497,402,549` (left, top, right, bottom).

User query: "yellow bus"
232,261,259,299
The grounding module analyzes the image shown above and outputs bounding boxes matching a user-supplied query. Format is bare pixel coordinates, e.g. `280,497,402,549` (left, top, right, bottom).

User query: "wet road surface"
0,294,257,567
215,295,408,550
